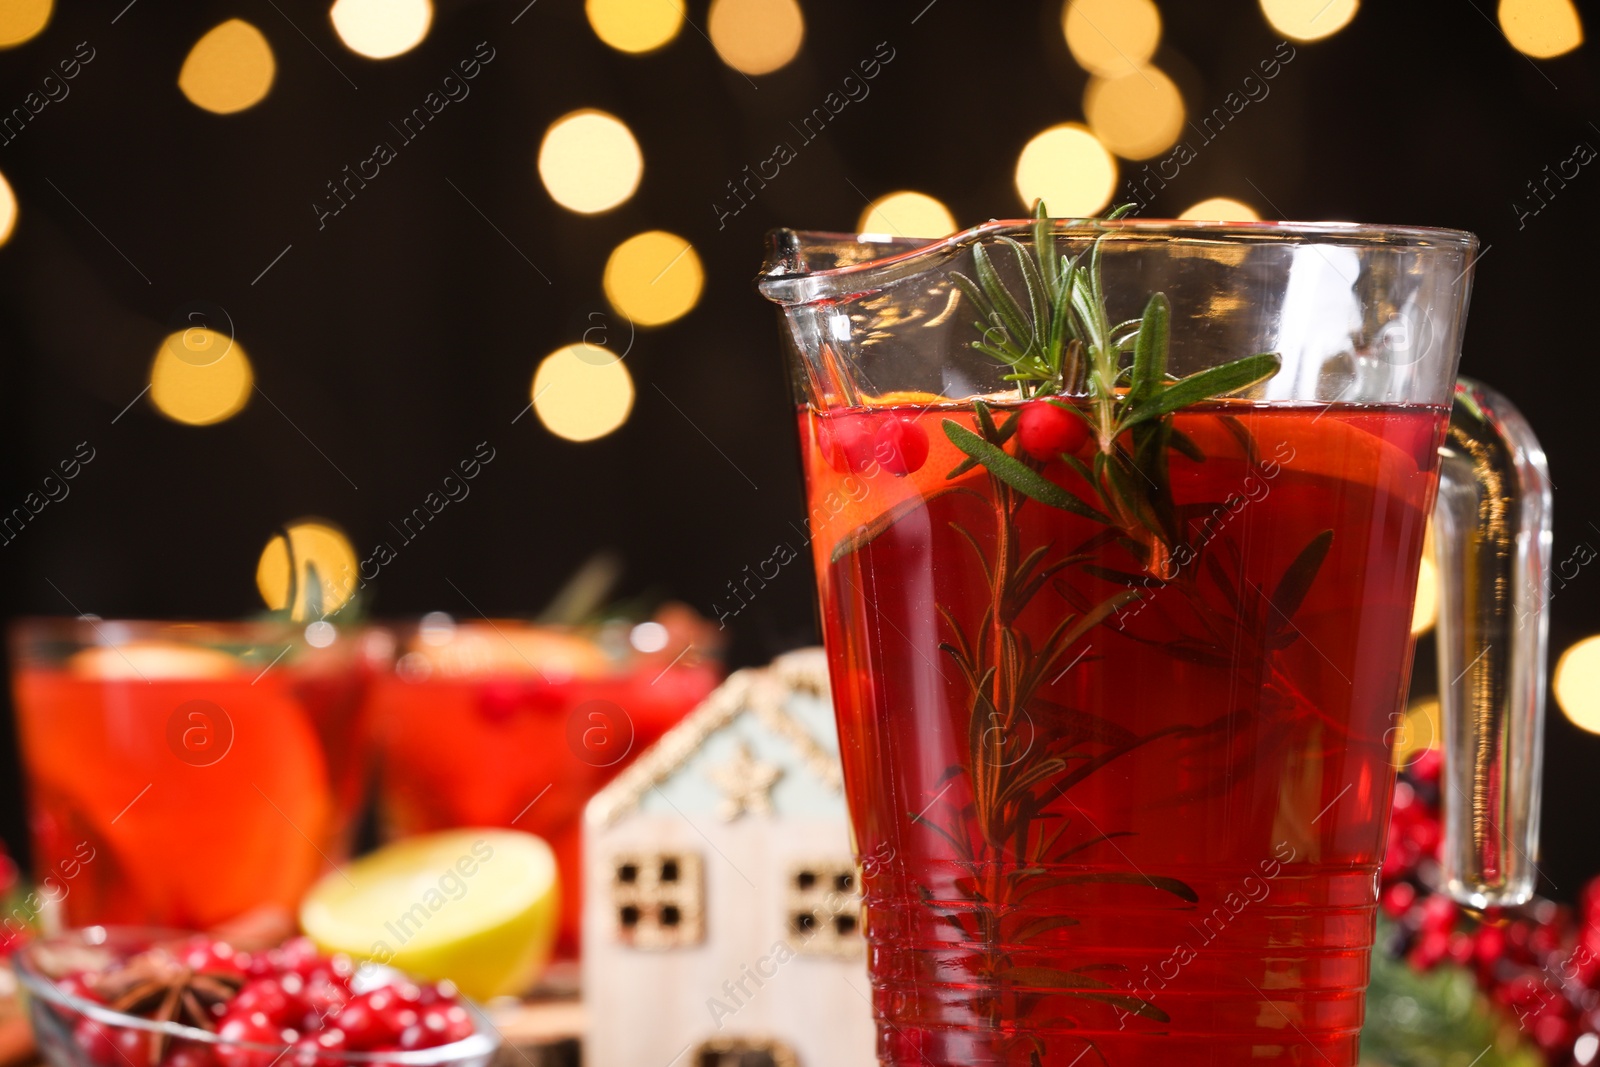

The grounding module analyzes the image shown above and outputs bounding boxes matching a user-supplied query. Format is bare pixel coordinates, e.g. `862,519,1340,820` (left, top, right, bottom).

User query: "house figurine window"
786,859,862,957
611,851,704,949
691,1036,798,1067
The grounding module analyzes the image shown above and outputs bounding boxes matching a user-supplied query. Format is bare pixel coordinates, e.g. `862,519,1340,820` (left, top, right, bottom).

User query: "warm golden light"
0,0,51,49
149,329,253,426
1062,0,1161,76
1179,197,1261,221
532,344,635,442
1084,65,1185,160
603,231,704,328
1260,0,1358,41
330,0,433,59
1498,0,1583,58
708,0,804,75
178,19,276,115
538,109,643,215
1391,697,1440,768
1408,521,1439,636
1015,124,1117,216
587,0,684,53
0,169,16,248
1555,635,1600,735
257,520,360,620
857,191,957,238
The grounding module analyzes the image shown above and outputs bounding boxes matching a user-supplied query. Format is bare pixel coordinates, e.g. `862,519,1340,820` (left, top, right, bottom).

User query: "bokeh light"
1062,0,1161,76
708,0,804,75
149,329,254,425
532,344,635,442
603,231,704,327
1391,697,1440,768
1260,0,1359,41
178,20,276,115
1084,66,1185,160
588,0,685,53
1015,124,1118,216
1555,635,1600,735
0,169,16,248
0,0,51,49
256,520,360,620
538,109,643,215
1410,542,1438,636
1179,197,1261,221
330,0,433,59
857,191,957,238
1498,0,1583,58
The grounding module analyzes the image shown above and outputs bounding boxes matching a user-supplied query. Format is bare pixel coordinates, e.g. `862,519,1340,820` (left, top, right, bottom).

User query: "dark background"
0,0,1596,898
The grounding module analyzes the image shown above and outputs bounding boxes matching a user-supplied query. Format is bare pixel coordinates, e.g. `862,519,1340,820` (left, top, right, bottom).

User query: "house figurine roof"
585,647,839,828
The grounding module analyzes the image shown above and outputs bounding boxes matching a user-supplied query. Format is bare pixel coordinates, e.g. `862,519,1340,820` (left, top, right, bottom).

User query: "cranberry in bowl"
10,927,499,1067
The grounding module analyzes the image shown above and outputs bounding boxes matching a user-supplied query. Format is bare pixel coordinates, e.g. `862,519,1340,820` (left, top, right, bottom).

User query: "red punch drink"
806,401,1443,1065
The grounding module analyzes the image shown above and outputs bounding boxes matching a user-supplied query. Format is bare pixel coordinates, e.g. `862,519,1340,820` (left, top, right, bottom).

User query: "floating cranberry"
1017,400,1089,462
873,417,928,477
819,415,878,474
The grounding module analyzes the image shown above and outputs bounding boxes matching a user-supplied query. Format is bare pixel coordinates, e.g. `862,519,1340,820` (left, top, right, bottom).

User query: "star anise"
88,947,245,1066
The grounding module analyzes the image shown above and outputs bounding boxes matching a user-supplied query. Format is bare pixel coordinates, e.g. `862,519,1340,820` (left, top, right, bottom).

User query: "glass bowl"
10,927,500,1067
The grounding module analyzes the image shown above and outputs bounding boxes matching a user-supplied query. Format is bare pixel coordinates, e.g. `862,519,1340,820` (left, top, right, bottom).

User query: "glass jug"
757,214,1551,1067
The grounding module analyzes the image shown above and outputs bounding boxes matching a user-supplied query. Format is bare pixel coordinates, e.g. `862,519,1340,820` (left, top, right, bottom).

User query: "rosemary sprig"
946,201,1283,572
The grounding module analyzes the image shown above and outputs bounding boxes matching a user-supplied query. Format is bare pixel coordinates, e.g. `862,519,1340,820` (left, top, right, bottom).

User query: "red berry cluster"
57,937,475,1067
1380,751,1600,1065
815,413,929,477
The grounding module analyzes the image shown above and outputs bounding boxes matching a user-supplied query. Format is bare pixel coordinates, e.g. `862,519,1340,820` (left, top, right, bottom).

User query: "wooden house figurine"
582,648,874,1067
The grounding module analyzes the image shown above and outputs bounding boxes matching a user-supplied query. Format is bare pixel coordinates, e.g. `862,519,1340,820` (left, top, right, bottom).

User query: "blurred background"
0,0,1597,900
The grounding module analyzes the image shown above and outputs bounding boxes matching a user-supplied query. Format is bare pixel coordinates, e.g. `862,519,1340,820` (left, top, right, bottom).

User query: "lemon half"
300,829,559,1000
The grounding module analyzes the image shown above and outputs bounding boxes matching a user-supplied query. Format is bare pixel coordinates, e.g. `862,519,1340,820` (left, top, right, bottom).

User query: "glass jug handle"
1433,377,1553,908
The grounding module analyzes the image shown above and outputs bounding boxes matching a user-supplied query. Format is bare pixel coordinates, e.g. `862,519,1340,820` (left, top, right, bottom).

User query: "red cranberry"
1410,748,1442,783
217,1012,290,1067
163,1041,219,1067
427,1004,474,1044
1379,881,1415,919
272,938,322,977
299,979,351,1030
231,978,304,1028
1420,894,1458,935
55,973,105,1010
872,417,928,477
1411,929,1450,969
1017,400,1089,462
179,938,249,979
72,1019,118,1066
111,1026,155,1067
477,680,524,723
376,1001,420,1042
819,415,876,474
289,1030,347,1067
329,990,398,1050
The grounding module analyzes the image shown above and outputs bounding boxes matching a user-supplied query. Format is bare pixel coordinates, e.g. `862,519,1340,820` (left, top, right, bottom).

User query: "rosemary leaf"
944,421,1112,524
973,243,1035,357
1119,352,1282,430
1268,529,1334,625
